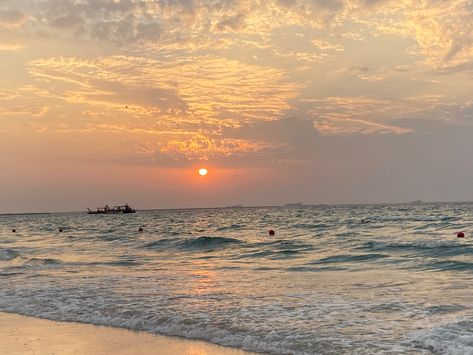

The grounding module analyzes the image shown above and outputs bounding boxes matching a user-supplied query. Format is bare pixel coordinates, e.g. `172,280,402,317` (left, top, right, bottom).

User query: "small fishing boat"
87,204,136,214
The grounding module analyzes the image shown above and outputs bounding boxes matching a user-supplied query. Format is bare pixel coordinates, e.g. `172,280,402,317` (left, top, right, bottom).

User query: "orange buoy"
268,229,275,236
138,227,144,232
457,232,465,238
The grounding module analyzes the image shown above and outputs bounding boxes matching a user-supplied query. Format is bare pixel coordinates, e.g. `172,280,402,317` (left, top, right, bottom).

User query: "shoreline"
0,312,257,355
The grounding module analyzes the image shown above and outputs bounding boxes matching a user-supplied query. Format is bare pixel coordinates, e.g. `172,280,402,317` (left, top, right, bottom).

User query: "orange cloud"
24,54,300,161
303,95,455,135
28,54,300,123
0,9,28,28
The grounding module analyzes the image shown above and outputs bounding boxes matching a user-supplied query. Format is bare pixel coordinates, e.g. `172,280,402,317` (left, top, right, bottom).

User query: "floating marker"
12,229,16,233
457,232,465,238
268,229,275,236
138,227,144,232
59,228,64,232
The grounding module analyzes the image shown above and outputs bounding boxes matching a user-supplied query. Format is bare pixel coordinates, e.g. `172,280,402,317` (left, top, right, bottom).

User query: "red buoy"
138,227,144,232
457,232,465,238
268,229,275,236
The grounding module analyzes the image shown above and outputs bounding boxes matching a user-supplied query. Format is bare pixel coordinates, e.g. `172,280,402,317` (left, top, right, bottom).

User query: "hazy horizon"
4,199,473,215
2,1,473,213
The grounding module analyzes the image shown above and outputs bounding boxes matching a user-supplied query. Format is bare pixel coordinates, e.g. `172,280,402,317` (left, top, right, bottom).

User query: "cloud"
0,40,23,50
338,64,412,82
49,16,84,32
300,94,461,135
215,12,247,32
458,101,473,120
135,22,164,41
1,0,471,73
0,84,51,123
349,0,473,70
224,116,318,144
221,116,320,160
22,53,300,164
0,9,28,28
1,0,473,166
28,54,299,123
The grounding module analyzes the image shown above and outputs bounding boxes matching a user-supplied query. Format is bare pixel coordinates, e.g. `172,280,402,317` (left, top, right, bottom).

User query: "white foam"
410,319,473,355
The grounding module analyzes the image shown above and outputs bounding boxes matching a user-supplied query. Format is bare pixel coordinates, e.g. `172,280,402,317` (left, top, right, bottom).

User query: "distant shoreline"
3,200,473,216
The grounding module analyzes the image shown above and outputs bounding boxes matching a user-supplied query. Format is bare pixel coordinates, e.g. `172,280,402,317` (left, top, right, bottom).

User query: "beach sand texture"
0,312,256,355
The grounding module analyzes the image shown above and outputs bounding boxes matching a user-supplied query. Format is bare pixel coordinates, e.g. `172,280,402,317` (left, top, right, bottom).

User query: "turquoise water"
1,203,473,354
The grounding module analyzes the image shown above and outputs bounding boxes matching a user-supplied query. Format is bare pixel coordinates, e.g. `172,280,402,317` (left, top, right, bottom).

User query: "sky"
1,0,473,213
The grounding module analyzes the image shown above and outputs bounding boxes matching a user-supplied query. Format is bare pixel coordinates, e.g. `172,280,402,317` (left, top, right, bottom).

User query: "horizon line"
2,200,473,216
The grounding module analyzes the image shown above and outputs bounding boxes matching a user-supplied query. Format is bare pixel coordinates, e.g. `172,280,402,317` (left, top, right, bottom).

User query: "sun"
198,168,208,176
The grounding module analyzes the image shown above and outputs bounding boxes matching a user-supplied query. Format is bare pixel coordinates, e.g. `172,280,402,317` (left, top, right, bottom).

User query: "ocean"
1,203,472,354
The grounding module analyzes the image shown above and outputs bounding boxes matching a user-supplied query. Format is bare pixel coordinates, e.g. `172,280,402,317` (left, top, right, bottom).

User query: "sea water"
1,203,473,354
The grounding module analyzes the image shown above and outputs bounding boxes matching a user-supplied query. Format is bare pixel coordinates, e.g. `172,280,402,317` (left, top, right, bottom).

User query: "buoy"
138,227,144,232
457,232,465,238
12,229,16,233
268,229,275,236
59,228,64,232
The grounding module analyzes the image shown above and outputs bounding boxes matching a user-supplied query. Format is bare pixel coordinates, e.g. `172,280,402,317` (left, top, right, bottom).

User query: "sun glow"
198,168,208,176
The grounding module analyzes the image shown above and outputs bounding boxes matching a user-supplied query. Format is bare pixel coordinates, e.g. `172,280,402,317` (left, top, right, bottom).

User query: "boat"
87,204,136,214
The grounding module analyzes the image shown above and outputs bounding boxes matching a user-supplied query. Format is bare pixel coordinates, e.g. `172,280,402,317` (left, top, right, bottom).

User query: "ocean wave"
180,236,242,250
143,238,178,249
410,318,473,354
374,215,451,223
292,223,329,230
101,235,125,241
236,239,313,260
239,249,307,260
424,305,467,316
0,272,24,277
216,224,242,231
66,260,142,267
253,239,314,251
0,249,19,261
312,253,389,264
238,250,274,259
269,249,304,260
421,260,473,272
0,295,339,355
286,266,348,272
143,236,242,252
23,258,62,267
361,240,473,259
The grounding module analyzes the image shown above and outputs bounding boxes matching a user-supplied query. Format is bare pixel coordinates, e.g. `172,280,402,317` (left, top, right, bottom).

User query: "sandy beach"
0,312,256,355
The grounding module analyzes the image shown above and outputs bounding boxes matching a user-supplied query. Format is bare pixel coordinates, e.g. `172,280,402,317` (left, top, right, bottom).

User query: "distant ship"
87,204,136,214
285,202,304,207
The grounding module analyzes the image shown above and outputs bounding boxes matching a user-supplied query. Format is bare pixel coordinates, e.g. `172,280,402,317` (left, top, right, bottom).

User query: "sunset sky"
1,0,473,212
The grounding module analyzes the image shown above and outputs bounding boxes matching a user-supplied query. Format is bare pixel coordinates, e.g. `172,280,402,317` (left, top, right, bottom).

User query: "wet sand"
0,312,256,355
